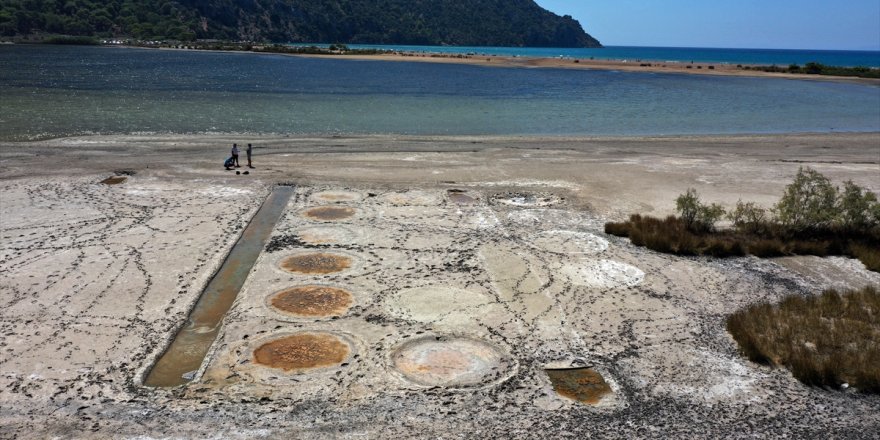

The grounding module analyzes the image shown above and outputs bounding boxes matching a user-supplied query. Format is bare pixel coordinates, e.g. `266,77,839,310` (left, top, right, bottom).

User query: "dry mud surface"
0,133,879,439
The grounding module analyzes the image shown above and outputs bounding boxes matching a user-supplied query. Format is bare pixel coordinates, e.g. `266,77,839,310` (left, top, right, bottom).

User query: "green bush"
676,188,726,232
605,168,879,271
697,202,726,232
805,62,824,74
728,200,768,234
774,167,838,231
838,180,879,231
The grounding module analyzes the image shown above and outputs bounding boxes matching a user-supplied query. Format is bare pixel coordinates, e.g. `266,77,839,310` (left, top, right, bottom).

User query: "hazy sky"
536,0,880,50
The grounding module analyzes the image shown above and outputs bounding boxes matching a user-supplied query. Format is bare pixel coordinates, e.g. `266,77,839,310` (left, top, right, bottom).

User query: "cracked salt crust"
529,230,609,254
3,133,880,438
385,285,495,323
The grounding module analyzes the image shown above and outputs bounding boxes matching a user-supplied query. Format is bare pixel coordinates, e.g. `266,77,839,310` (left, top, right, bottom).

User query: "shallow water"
1,45,878,140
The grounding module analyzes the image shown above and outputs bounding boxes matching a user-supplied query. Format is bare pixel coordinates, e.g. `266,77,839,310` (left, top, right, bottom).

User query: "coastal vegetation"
608,169,880,392
727,285,879,392
741,62,880,79
148,41,392,56
0,0,601,48
605,167,880,272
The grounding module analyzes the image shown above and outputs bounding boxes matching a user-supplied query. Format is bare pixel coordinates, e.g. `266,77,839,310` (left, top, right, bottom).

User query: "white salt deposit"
561,259,645,288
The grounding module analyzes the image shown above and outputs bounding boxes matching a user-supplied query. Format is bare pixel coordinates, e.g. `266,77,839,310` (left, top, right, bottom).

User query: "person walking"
231,143,240,167
246,143,254,168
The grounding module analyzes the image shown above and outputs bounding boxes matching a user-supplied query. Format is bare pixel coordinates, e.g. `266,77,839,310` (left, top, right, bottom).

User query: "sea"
1,44,878,141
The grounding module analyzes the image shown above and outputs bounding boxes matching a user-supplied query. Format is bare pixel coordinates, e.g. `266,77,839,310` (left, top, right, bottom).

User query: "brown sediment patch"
545,368,612,404
392,336,514,388
269,285,353,317
447,189,476,204
100,176,127,185
303,206,357,221
253,333,350,371
280,253,352,275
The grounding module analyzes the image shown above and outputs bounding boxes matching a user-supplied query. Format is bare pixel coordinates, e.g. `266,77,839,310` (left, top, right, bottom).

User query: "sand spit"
0,133,879,438
270,49,880,86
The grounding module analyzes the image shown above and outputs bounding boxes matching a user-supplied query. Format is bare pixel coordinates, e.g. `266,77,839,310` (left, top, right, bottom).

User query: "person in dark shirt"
246,143,254,168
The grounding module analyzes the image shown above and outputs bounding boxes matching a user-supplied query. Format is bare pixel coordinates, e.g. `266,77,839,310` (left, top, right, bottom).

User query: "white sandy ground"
0,133,879,439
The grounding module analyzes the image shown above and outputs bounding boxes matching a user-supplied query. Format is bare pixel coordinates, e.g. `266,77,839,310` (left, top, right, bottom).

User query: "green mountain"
0,0,602,47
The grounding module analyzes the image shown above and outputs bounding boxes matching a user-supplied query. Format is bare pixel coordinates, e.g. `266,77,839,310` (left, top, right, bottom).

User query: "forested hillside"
0,0,601,47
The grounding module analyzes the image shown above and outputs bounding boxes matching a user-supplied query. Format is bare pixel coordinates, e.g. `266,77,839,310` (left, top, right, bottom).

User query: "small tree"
676,188,700,228
696,203,726,232
774,167,838,232
728,200,768,234
837,180,879,231
676,188,725,232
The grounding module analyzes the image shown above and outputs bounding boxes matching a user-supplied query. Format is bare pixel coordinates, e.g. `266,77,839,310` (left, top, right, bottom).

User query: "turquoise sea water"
311,44,880,68
0,45,878,141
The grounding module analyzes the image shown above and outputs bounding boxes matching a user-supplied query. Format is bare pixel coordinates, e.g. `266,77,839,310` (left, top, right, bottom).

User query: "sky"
536,0,880,51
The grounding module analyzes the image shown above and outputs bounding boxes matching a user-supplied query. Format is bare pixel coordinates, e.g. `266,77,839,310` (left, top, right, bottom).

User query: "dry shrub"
705,238,747,257
604,215,878,273
789,240,832,257
604,221,631,237
850,243,880,272
727,286,880,392
746,238,787,257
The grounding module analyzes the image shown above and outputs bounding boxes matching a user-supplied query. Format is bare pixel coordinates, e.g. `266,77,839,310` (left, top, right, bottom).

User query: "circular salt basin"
561,259,645,288
391,337,514,388
311,190,363,203
268,285,354,318
253,332,351,372
301,206,358,221
447,189,478,204
386,285,493,323
530,230,609,255
379,190,442,206
296,226,357,245
280,252,353,275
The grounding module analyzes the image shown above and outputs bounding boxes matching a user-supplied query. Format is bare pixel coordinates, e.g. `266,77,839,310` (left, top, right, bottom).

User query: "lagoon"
1,45,878,141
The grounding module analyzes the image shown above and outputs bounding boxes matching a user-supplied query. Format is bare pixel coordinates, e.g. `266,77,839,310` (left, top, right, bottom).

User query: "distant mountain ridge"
0,0,602,48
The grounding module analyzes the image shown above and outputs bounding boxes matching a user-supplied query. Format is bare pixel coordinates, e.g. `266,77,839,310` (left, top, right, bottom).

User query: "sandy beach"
1,132,879,438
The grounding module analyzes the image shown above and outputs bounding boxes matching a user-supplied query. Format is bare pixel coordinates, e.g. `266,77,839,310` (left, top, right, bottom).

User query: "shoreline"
5,129,880,144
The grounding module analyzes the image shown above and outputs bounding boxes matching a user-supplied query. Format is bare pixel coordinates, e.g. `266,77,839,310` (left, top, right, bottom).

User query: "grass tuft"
850,243,880,272
727,286,880,392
